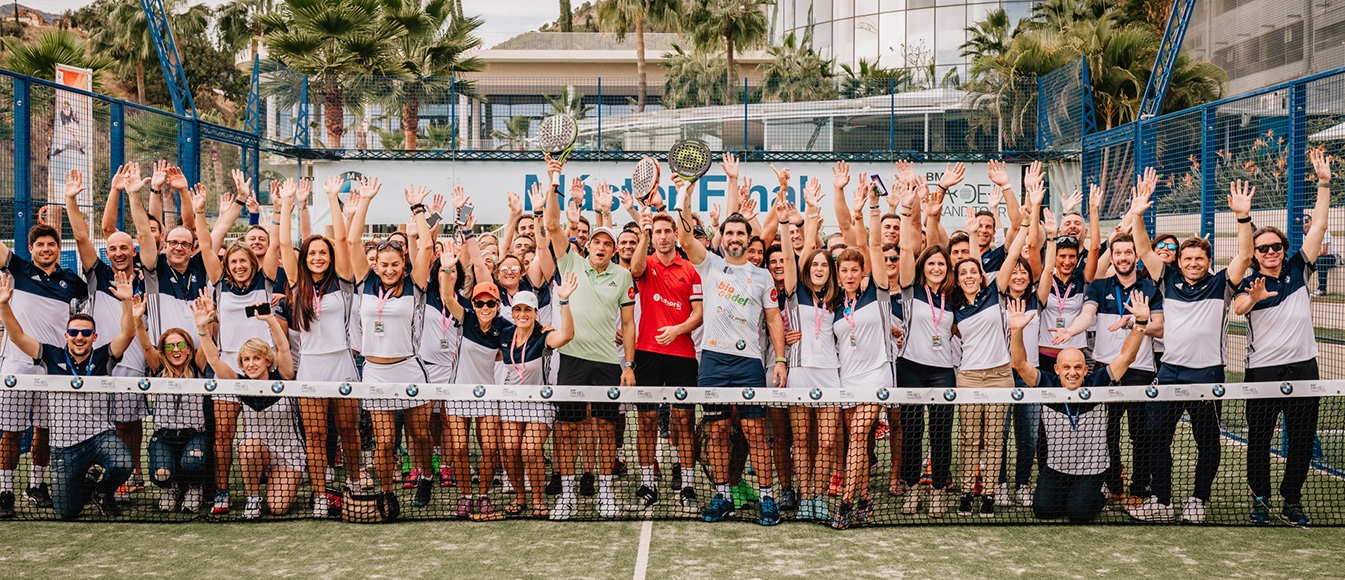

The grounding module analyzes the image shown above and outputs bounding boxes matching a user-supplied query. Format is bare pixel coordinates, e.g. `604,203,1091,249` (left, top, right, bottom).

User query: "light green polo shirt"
557,250,635,364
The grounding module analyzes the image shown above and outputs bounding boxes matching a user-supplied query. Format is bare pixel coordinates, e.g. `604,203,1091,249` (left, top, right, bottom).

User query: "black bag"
341,489,399,523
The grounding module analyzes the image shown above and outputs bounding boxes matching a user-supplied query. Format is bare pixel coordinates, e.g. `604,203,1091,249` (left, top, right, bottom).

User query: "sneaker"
159,485,179,512
813,495,830,521
413,476,433,507
25,483,53,509
114,483,131,503
830,500,853,530
827,472,843,496
702,493,735,522
579,473,596,497
493,467,505,487
550,494,576,521
874,418,890,440
994,483,1012,507
312,493,329,518
93,491,122,517
796,495,815,521
0,490,14,518
1015,485,1034,507
679,487,701,515
597,495,620,519
403,467,422,490
182,486,203,513
730,480,759,510
470,468,480,486
779,487,798,512
670,463,682,490
1281,501,1310,526
545,472,562,496
1125,494,1145,512
957,493,975,517
1181,497,1206,525
212,490,231,515
1250,496,1272,525
456,495,472,519
128,472,146,493
241,494,262,521
1129,496,1175,522
472,496,504,521
902,486,923,515
653,461,662,481
928,488,947,518
440,465,455,488
613,458,628,478
357,469,375,491
628,485,658,511
854,497,873,524
979,496,996,519
758,496,781,526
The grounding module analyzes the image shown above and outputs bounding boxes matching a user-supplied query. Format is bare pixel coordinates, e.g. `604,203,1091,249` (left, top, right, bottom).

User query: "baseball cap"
590,226,619,242
471,282,500,300
511,291,539,310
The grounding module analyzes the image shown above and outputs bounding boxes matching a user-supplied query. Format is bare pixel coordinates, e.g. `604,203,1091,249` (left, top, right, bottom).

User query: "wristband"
235,199,247,208
533,210,544,217
558,299,570,306
1319,181,1331,187
410,203,426,213
463,233,476,241
775,357,787,364
1133,318,1149,326
1236,215,1252,224
271,220,280,225
150,187,162,195
869,204,880,210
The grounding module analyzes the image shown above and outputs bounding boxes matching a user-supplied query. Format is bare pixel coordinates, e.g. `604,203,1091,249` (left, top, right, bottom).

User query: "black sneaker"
26,483,53,509
779,487,798,512
679,486,701,514
412,477,433,507
957,493,975,517
93,492,122,517
0,490,14,518
580,472,596,497
545,472,562,496
670,463,683,490
628,485,658,510
979,496,996,518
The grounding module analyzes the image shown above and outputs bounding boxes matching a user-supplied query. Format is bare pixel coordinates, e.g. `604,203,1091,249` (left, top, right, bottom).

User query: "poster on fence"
51,64,94,212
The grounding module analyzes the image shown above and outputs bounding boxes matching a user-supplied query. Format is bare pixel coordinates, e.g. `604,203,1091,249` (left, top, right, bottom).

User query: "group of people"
0,148,1332,528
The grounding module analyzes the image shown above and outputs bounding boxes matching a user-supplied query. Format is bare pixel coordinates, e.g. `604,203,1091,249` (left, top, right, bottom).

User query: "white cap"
511,291,539,311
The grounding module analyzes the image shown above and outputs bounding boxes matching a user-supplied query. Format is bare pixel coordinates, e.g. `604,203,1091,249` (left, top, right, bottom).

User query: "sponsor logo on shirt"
717,280,751,306
628,286,636,300
651,292,684,311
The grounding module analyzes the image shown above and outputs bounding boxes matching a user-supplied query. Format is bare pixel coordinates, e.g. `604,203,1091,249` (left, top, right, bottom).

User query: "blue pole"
889,77,895,154
1287,83,1307,252
1137,119,1157,234
742,76,749,153
13,77,30,259
597,77,602,155
450,76,457,150
1199,107,1216,240
111,102,126,233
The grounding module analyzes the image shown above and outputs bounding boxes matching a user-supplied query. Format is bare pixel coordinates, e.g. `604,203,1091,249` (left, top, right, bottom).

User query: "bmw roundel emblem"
137,379,151,391
607,387,621,400
674,387,688,401
876,388,890,401
735,340,747,351
271,382,285,394
541,386,553,399
405,385,419,397
339,383,353,396
1145,385,1159,399
943,389,957,402
3,375,15,388
1281,382,1294,396
1212,384,1225,398
473,385,486,398
70,377,83,390
742,387,756,400
204,379,217,392
809,388,823,401
1011,388,1024,401
1078,387,1092,400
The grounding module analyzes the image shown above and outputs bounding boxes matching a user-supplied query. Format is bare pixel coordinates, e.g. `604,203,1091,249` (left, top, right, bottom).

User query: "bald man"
1006,292,1150,523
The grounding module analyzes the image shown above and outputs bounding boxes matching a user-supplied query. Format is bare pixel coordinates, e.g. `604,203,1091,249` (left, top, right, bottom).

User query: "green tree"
3,30,114,86
838,57,911,98
217,0,278,61
660,42,728,109
379,0,484,150
559,0,573,33
960,8,1014,64
596,0,682,112
684,0,772,95
760,29,833,103
89,0,210,105
491,115,532,150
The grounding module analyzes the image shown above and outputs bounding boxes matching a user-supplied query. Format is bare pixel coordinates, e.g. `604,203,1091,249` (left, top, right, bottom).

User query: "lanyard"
843,295,858,336
65,350,91,377
925,285,946,333
812,291,825,335
1052,276,1073,320
1064,403,1080,431
1113,283,1129,316
440,302,451,335
312,288,322,320
377,284,397,319
510,333,529,383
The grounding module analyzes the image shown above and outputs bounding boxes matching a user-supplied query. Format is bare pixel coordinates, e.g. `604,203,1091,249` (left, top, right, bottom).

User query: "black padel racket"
668,139,712,183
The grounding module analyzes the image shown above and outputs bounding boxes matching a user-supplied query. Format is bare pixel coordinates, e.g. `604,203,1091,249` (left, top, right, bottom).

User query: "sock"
30,464,46,486
560,475,575,497
670,447,680,464
715,483,730,498
682,468,695,490
598,474,614,499
760,485,773,500
0,469,13,493
640,466,656,488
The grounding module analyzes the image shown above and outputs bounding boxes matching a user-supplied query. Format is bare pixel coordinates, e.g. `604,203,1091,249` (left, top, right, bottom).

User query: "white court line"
633,518,653,580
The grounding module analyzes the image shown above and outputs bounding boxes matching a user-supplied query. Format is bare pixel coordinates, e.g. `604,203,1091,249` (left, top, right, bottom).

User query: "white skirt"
500,401,556,426
360,358,430,411
296,350,360,383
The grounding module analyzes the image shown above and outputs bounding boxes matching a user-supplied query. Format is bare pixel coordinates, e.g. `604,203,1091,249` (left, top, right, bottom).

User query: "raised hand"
1062,189,1083,215
1006,298,1036,331
987,183,1005,210
0,272,14,305
770,164,791,190
1023,160,1044,191
832,161,851,190
922,180,943,216
131,294,147,319
64,169,86,201
617,188,635,212
190,183,209,214
896,180,919,211
1123,289,1151,322
528,182,547,213
151,160,169,192
431,193,447,216
342,190,360,221
894,159,916,184
1027,181,1046,208
230,168,251,198
556,272,579,301
357,175,382,200
545,155,564,184
566,196,582,227
1043,208,1058,237
593,181,613,214
738,196,758,222
451,185,469,211
110,164,129,193
804,176,823,208
568,176,586,205
506,190,522,214
245,189,260,214
124,163,149,195
167,167,189,192
1228,180,1255,217
1310,146,1333,185
322,175,343,197
1244,277,1278,304
709,203,721,227
987,159,1010,187
110,270,136,301
720,152,740,180
274,178,296,206
295,177,312,205
1088,183,1103,215
404,184,431,206
191,289,216,328
939,162,966,191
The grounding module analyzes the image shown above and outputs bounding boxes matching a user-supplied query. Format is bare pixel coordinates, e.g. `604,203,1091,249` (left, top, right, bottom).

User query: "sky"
36,0,559,48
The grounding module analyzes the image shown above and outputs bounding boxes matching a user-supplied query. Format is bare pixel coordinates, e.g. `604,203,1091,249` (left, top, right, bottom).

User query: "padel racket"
537,114,578,163
631,156,660,204
668,139,712,183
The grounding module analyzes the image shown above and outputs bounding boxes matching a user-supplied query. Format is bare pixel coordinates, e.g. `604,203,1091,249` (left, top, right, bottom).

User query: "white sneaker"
1128,496,1175,522
181,486,203,513
901,485,924,515
325,467,335,484
928,488,947,519
994,483,1012,507
312,493,329,518
597,495,620,518
242,494,263,521
1181,496,1206,525
159,485,179,512
550,493,576,521
1015,485,1034,507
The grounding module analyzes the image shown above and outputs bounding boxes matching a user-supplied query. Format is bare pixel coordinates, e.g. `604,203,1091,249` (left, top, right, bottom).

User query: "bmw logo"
137,379,151,391
943,389,957,402
406,385,419,397
3,375,14,388
1145,385,1159,399
271,382,285,394
339,383,353,396
876,388,890,401
1281,382,1294,396
1212,384,1225,398
674,387,688,401
540,386,553,399
473,385,486,398
70,377,83,390
607,387,621,400
742,387,756,400
809,388,823,401
1078,387,1092,400
204,379,217,392
1011,388,1024,401
735,340,747,351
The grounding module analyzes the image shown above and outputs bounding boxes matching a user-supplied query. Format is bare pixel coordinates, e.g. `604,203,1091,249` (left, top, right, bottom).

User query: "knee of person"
268,498,294,515
152,467,174,486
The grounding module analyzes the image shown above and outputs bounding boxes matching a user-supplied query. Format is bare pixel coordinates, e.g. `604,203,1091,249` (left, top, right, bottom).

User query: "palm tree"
960,8,1013,64
545,90,595,120
3,30,114,85
89,0,210,105
760,30,834,103
491,115,532,150
217,0,278,61
261,0,402,147
596,0,682,112
661,42,729,109
685,0,772,95
379,0,484,150
838,57,911,98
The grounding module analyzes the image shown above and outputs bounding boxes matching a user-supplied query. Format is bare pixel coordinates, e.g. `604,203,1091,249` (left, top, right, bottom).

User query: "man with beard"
1050,229,1165,508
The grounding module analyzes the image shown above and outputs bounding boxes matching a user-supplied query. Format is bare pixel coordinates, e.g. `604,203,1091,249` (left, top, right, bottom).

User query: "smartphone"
457,204,474,226
244,303,272,318
870,174,888,197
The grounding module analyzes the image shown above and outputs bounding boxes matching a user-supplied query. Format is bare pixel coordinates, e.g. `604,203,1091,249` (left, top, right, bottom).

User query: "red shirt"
635,254,703,359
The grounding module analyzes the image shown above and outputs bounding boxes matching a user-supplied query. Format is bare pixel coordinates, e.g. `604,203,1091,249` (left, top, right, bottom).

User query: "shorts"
360,358,431,412
555,354,621,423
699,350,767,422
0,357,47,430
634,351,698,412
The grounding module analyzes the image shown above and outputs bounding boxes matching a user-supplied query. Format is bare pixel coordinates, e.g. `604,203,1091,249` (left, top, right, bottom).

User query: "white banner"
302,160,1024,233
51,64,94,212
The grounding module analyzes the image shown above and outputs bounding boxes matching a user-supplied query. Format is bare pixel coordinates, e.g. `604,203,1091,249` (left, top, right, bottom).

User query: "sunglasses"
377,239,405,251
473,300,499,309
162,341,190,352
1255,242,1285,254
66,328,94,337
498,266,521,274
884,256,900,263
1154,241,1178,251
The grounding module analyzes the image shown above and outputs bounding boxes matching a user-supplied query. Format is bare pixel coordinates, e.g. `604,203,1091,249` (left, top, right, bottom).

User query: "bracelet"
775,357,787,364
1133,318,1149,326
533,210,544,217
1236,215,1252,224
150,187,162,195
270,220,280,225
410,204,426,213
558,299,570,306
463,233,477,240
234,199,247,208
868,204,880,210
1319,181,1331,187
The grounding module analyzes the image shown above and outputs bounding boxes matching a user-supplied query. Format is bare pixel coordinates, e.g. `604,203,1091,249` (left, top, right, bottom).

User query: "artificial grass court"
0,519,1341,579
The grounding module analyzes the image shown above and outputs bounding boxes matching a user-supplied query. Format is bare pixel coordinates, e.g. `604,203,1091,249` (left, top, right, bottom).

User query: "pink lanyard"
925,285,946,333
812,291,826,335
440,303,451,335
377,285,396,319
510,333,529,382
1052,276,1073,321
312,288,322,320
843,295,858,336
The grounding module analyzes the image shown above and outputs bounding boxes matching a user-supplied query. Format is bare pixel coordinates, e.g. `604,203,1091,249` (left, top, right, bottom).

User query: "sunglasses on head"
162,341,190,352
1154,241,1178,251
377,239,405,251
66,328,94,337
473,300,499,309
1255,242,1285,254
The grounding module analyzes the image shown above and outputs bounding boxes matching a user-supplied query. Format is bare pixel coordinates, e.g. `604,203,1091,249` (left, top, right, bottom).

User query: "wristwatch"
622,362,635,369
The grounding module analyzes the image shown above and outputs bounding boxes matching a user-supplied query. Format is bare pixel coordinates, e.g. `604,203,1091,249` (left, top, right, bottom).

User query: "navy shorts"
699,350,766,422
